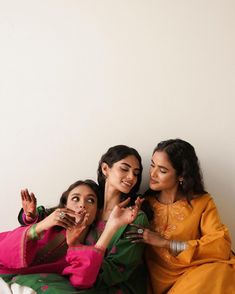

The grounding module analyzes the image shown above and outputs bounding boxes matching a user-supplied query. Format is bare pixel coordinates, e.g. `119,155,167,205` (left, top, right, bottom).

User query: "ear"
101,162,109,178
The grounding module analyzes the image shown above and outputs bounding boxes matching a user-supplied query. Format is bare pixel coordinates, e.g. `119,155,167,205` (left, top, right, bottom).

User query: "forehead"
115,155,140,168
68,184,97,198
152,151,174,169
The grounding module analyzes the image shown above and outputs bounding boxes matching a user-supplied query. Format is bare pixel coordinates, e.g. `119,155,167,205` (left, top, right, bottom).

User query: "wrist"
169,240,188,255
28,224,39,240
23,212,38,224
105,221,120,232
164,239,171,249
95,226,116,250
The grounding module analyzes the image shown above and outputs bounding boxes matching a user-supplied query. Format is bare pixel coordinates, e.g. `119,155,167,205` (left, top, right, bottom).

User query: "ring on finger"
59,211,66,219
137,228,144,235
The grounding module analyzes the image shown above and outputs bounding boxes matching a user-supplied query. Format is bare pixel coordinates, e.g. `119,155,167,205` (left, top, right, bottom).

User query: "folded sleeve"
176,197,232,264
0,226,38,269
18,206,50,226
62,245,104,288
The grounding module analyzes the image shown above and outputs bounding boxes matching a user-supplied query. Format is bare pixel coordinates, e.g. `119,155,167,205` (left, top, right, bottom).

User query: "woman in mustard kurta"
127,139,235,294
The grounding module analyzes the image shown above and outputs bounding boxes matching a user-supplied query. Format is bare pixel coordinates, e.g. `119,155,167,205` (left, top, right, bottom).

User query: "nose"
79,199,86,209
127,170,135,180
150,167,157,178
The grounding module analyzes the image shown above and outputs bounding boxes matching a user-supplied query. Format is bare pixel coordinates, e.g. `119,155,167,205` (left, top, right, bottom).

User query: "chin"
150,184,160,191
120,187,132,194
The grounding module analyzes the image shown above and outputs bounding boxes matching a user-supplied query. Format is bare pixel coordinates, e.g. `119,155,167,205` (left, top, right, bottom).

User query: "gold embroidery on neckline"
151,199,187,239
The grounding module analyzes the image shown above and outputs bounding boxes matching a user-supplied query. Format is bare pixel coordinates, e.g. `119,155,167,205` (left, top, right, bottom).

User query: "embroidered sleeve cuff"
22,213,39,225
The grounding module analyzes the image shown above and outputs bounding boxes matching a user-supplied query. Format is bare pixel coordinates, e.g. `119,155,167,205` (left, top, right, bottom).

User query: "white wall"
0,0,234,249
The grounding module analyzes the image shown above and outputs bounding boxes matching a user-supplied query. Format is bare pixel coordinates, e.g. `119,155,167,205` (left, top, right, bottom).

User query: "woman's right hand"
125,224,170,248
21,189,37,222
66,210,90,246
35,208,78,234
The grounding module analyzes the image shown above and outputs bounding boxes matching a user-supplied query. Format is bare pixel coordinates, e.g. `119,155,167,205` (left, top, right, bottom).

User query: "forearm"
26,220,48,241
95,224,119,250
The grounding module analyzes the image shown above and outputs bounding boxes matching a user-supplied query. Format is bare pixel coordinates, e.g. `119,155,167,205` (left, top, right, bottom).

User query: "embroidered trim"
151,198,187,239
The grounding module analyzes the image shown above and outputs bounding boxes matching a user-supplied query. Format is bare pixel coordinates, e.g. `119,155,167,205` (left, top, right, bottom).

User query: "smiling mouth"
150,179,159,184
122,181,133,188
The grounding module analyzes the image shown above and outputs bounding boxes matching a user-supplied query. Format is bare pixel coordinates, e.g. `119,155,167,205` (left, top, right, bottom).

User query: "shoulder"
191,193,217,210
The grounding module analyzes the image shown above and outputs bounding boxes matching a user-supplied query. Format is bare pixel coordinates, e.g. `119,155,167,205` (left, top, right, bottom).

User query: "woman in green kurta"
15,145,149,294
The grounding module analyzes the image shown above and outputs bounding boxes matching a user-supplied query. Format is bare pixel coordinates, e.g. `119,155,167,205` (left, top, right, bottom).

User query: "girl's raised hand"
21,189,37,222
106,196,144,230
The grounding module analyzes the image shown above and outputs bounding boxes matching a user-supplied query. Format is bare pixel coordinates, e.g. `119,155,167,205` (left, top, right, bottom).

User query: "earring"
179,179,183,185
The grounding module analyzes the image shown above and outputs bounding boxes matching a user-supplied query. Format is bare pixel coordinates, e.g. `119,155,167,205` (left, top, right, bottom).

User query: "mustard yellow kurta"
145,194,235,294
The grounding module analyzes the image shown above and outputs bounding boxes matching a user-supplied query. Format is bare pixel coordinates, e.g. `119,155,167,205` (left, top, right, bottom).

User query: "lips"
122,181,133,188
150,179,159,185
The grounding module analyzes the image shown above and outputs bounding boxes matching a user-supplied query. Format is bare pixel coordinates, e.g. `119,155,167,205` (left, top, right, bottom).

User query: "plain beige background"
0,1,234,249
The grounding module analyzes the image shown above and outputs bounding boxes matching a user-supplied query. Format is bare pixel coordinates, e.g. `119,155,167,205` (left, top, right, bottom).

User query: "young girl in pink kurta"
0,178,142,293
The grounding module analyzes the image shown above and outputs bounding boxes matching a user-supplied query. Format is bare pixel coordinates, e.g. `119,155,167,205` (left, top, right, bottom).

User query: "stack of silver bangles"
170,240,188,255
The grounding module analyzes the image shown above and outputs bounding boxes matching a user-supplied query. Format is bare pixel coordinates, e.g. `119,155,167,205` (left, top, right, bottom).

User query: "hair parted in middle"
58,179,101,209
153,138,206,200
97,145,143,206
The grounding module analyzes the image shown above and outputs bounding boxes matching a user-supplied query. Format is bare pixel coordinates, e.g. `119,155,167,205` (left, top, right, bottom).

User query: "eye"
160,168,167,174
87,197,96,204
120,167,129,172
72,196,79,202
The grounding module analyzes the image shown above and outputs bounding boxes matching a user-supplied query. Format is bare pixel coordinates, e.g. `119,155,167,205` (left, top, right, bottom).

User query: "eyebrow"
121,162,140,171
71,193,96,197
151,160,169,171
158,165,169,171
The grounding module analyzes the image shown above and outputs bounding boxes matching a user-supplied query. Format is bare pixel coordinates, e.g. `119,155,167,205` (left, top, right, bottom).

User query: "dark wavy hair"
97,145,143,206
142,139,207,220
147,139,206,200
58,179,101,209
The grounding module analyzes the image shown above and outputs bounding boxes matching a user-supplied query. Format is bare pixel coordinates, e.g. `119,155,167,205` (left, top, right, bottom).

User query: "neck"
158,188,183,204
100,184,121,221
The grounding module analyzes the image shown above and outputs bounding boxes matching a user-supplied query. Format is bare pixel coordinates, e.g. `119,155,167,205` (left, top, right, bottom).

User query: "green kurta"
81,211,149,294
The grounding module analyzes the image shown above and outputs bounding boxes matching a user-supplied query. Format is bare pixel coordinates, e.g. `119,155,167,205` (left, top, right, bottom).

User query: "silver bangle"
170,240,188,255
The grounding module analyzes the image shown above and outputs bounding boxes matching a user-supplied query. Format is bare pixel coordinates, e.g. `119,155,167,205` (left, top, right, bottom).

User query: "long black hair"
146,138,206,201
97,145,143,206
142,139,207,220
